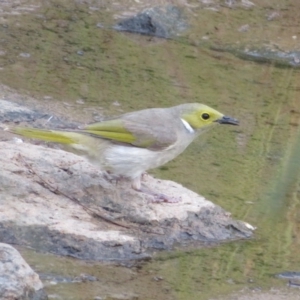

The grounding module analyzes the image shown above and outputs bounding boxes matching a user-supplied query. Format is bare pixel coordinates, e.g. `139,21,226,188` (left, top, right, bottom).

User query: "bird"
11,103,238,202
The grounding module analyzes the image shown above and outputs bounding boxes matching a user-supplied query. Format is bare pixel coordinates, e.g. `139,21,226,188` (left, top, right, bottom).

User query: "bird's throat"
180,118,195,133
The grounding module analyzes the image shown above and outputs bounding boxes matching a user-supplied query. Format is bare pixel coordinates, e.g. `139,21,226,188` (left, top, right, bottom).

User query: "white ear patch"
181,118,194,133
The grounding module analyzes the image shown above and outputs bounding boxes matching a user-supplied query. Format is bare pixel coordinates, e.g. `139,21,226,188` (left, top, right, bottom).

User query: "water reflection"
151,67,300,299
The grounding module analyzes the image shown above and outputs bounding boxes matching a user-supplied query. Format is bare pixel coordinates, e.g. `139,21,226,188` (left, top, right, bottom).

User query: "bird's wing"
83,108,178,150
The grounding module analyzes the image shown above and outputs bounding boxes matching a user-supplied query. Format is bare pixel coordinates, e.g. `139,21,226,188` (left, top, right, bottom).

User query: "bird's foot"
103,170,115,182
103,171,125,183
141,172,149,182
138,186,181,203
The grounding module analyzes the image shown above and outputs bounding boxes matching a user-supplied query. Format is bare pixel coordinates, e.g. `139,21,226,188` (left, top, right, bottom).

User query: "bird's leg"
131,176,142,191
103,170,118,183
103,171,126,185
131,176,181,203
141,172,149,182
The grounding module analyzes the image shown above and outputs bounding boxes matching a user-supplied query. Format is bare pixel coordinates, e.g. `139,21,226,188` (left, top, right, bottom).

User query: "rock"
0,243,46,300
114,5,188,39
39,272,98,284
199,0,255,10
224,0,255,9
0,99,254,261
235,48,300,68
266,11,280,21
211,45,300,68
0,98,79,129
276,272,300,280
238,24,250,32
105,293,139,300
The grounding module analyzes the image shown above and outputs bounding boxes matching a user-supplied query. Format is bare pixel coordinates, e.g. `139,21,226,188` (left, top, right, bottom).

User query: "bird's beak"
216,116,239,125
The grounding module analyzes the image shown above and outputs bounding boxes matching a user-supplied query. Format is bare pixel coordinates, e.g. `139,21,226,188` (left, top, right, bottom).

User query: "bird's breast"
102,134,195,179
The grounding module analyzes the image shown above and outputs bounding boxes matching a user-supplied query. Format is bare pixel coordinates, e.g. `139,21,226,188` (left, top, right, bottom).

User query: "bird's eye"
202,113,210,120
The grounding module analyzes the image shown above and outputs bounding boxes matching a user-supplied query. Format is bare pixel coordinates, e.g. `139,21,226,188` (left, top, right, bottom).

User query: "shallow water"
1,0,300,299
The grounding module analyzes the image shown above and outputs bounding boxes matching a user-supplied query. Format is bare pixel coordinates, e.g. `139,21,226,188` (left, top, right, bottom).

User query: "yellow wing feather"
84,130,136,144
12,127,77,144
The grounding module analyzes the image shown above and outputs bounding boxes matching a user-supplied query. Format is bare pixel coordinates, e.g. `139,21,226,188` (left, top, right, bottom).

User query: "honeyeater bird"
11,103,238,202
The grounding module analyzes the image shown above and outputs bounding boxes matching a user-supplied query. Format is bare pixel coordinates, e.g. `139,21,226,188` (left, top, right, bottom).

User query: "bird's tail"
11,127,77,144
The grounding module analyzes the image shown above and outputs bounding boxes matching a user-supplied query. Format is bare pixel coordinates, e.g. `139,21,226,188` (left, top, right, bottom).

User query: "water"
1,1,300,299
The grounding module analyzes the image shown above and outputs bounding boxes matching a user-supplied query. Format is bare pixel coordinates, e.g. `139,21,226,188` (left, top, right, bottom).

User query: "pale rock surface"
0,243,46,300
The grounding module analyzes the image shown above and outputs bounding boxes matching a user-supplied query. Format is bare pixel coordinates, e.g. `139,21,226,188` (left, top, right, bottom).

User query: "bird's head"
179,103,239,132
